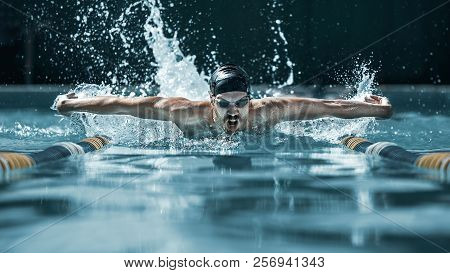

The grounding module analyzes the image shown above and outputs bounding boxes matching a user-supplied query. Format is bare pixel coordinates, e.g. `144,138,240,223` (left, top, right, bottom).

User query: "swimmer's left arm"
290,95,392,120
256,95,392,123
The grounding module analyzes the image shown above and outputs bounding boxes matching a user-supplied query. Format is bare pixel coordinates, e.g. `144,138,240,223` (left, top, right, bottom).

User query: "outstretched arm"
55,93,209,124
253,95,392,124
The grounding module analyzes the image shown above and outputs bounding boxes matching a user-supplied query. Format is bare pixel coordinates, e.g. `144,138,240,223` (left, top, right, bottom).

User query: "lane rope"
0,136,110,175
341,135,449,172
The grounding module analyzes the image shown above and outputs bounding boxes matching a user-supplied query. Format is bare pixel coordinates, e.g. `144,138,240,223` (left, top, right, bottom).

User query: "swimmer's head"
209,64,251,134
209,64,251,96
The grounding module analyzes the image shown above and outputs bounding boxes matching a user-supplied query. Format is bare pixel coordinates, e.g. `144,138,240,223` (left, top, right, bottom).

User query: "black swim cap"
209,64,251,96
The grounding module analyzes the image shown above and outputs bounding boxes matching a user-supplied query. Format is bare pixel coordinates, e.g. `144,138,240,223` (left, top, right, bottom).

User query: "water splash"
54,0,210,145
276,117,375,144
350,62,377,100
267,0,295,88
276,63,377,143
0,122,76,138
142,0,209,100
68,0,208,99
76,113,183,146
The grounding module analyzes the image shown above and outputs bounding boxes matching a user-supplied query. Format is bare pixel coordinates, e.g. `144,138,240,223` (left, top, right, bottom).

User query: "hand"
365,95,392,118
65,92,78,99
364,95,389,105
55,92,78,115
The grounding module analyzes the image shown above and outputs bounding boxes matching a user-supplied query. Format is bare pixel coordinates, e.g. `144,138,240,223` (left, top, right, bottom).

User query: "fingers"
364,95,388,105
369,95,382,101
364,95,378,104
66,92,77,99
372,95,390,105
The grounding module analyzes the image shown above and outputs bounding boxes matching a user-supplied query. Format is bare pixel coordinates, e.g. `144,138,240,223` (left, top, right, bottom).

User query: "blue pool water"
0,94,449,252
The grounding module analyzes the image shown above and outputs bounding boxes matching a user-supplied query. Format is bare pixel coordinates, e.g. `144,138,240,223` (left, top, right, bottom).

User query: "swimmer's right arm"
56,93,208,123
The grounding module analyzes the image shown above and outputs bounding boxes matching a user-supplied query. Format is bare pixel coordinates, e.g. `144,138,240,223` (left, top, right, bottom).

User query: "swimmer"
56,64,392,137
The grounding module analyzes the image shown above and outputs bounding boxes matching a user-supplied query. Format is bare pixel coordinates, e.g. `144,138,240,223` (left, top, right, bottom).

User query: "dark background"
0,0,449,86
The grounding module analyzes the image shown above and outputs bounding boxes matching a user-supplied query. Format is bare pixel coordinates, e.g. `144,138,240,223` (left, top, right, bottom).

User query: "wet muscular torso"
170,100,276,137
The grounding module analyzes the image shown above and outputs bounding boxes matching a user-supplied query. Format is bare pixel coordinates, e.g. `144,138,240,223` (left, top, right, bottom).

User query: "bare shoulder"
249,97,279,109
248,96,322,125
134,96,209,110
250,96,311,110
248,97,287,127
167,98,210,112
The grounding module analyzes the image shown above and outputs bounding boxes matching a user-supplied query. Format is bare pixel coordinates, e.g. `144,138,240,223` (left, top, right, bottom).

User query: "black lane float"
341,136,450,172
0,136,109,173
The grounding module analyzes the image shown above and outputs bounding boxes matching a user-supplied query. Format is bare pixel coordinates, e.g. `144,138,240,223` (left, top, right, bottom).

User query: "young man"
56,64,392,137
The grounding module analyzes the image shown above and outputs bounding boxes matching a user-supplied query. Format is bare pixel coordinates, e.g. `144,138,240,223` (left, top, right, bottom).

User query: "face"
211,91,250,134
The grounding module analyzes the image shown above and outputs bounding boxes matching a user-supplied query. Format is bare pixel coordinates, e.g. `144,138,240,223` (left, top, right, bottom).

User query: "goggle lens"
216,96,249,108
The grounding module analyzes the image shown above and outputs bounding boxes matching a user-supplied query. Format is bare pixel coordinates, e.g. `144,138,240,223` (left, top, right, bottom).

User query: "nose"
227,107,239,117
227,113,239,120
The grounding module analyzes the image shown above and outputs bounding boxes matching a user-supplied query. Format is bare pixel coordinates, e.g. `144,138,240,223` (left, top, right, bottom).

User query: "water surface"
1,107,449,252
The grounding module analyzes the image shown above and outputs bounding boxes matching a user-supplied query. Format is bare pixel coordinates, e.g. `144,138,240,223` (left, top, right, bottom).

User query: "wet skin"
56,92,392,136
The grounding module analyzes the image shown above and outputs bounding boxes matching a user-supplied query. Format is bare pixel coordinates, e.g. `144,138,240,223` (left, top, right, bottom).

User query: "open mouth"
225,116,240,131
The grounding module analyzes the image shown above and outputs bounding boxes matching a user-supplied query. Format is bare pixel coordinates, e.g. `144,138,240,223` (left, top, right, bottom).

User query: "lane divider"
0,136,110,174
341,136,450,172
416,153,450,171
